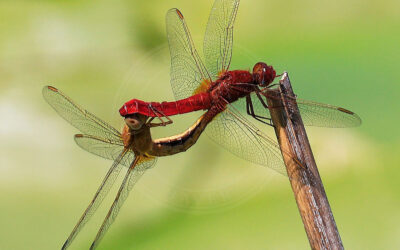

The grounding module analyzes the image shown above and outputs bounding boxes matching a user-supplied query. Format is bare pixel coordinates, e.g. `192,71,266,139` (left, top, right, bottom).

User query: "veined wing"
166,8,212,100
234,92,362,128
74,134,135,167
42,86,121,141
203,0,239,79
296,99,362,127
62,150,129,250
90,157,156,250
206,104,287,175
44,87,138,167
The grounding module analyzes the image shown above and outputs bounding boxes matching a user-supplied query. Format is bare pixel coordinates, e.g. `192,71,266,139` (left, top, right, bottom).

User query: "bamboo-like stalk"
266,72,344,250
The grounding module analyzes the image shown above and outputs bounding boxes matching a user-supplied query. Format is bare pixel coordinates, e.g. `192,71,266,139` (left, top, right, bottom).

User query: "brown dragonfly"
43,86,212,249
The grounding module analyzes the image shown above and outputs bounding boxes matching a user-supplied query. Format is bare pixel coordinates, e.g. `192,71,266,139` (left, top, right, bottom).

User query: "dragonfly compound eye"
252,62,276,87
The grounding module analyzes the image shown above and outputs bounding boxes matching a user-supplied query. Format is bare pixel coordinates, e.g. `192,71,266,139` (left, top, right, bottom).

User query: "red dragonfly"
43,86,214,249
44,0,361,248
120,0,361,173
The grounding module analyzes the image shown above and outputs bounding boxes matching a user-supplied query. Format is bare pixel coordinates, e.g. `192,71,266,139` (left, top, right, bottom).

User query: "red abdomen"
119,92,211,117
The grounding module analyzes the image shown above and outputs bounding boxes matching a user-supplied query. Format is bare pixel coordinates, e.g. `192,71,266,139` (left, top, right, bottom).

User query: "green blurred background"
1,0,399,249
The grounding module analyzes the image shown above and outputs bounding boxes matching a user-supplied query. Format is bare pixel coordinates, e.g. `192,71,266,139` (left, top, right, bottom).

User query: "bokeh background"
1,0,399,249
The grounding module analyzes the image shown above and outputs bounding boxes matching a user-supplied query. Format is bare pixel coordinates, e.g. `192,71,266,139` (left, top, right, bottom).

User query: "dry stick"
266,72,343,250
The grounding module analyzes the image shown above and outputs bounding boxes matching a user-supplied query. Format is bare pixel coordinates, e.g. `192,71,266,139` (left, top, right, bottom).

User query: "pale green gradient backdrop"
1,0,399,249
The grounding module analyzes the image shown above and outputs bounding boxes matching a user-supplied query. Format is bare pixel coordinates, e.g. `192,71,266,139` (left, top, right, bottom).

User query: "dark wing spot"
337,107,354,115
47,86,58,92
176,9,184,19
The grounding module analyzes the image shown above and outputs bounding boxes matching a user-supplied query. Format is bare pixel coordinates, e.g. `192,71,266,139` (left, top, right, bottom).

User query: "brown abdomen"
149,107,219,156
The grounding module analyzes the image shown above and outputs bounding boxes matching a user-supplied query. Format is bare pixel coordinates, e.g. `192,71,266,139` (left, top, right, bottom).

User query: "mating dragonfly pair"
43,0,361,249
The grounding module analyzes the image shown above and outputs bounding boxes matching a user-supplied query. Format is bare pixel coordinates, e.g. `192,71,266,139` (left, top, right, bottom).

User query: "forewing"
296,99,362,127
42,86,121,141
203,0,239,79
61,150,129,250
90,157,156,250
206,105,286,175
238,92,362,128
74,134,135,168
166,8,211,99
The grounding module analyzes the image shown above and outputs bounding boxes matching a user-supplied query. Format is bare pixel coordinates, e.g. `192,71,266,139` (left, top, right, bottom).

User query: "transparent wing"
296,99,362,127
42,86,121,141
74,134,136,168
90,157,156,250
61,150,129,250
235,92,362,128
206,105,287,175
203,0,239,79
166,8,212,100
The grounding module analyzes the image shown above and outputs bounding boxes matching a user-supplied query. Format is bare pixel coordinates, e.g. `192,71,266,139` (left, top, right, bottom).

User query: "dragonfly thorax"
252,62,276,87
122,113,151,151
121,124,153,155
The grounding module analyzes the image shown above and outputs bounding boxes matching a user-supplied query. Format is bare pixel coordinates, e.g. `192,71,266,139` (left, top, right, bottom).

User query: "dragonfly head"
124,113,147,131
252,62,276,87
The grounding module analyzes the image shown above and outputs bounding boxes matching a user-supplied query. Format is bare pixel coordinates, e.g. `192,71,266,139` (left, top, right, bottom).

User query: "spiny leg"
246,94,273,126
229,84,274,126
146,105,173,127
260,87,288,112
254,87,269,109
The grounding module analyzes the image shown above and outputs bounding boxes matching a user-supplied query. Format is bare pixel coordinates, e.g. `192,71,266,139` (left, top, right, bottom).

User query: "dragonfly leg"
259,88,287,112
246,94,274,126
254,88,269,109
147,117,173,127
267,83,279,88
146,106,173,127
